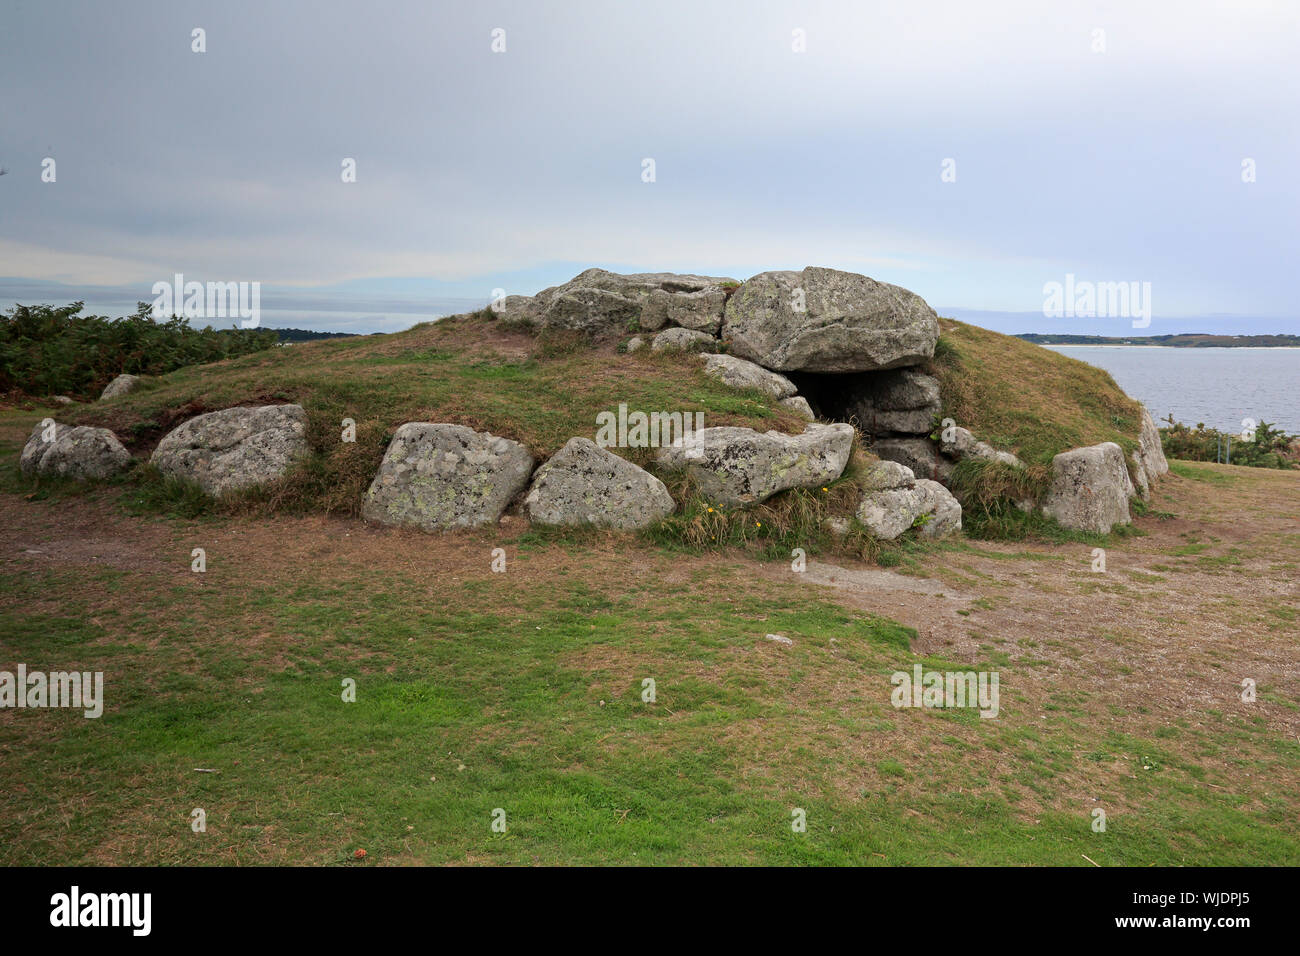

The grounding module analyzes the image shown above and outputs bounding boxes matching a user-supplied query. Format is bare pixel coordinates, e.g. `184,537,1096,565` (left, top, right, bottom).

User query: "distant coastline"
1017,333,1300,348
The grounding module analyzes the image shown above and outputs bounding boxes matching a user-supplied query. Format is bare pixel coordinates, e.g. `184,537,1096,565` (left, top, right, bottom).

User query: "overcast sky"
2,0,1297,333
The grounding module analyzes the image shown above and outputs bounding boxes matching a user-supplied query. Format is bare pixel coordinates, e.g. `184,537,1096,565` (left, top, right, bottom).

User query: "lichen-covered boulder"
498,269,736,337
543,287,643,334
699,353,797,399
654,422,853,505
651,327,715,352
1130,407,1169,498
843,368,941,434
100,373,141,400
862,458,917,492
639,286,728,334
939,425,1024,468
871,436,953,484
856,464,962,540
151,404,308,497
1040,442,1132,533
524,437,674,530
1140,409,1169,478
20,420,132,481
912,480,964,537
779,396,815,420
363,423,533,531
722,267,940,372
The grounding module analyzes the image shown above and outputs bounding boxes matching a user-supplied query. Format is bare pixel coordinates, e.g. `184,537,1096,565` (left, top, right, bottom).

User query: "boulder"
100,373,141,400
939,425,1024,468
1130,451,1150,499
640,286,728,334
363,423,533,531
52,395,74,406
912,480,964,538
871,436,953,484
151,404,309,496
779,396,815,420
495,295,544,325
655,422,854,505
498,269,736,337
524,437,675,530
625,336,647,353
543,287,642,334
1040,442,1132,533
651,327,715,352
722,267,940,372
1131,407,1169,498
842,368,941,434
20,420,132,481
699,353,797,399
1144,408,1175,478
856,475,962,541
861,458,917,491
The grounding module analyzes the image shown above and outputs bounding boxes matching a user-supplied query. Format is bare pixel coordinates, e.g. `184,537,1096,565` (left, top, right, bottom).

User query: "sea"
1046,346,1300,435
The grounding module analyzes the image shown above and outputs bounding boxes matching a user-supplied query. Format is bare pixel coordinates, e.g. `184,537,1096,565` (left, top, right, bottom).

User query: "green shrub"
0,301,277,399
1159,415,1296,469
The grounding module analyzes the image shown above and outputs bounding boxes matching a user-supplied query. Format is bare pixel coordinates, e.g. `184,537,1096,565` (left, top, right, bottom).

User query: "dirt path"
763,464,1300,749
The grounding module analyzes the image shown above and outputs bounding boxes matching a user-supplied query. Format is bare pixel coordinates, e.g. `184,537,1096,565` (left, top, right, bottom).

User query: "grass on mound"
58,311,809,519
928,319,1144,537
930,318,1142,466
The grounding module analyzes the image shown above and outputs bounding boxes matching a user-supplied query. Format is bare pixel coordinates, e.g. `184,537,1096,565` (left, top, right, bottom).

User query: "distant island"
274,328,366,342
1016,333,1300,347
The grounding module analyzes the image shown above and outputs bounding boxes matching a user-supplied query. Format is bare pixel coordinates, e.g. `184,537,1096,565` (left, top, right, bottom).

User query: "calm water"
1047,347,1300,434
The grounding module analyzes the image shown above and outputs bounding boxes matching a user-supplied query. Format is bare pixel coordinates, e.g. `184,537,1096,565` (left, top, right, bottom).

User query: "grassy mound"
928,318,1144,538
930,318,1142,464
24,309,1154,546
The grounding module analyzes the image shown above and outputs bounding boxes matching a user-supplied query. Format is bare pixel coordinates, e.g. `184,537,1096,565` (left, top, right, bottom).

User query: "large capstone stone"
871,436,953,484
20,420,132,481
363,423,533,531
721,267,940,372
524,437,675,530
151,404,309,497
1040,442,1133,533
699,353,797,399
857,474,963,541
837,367,941,434
654,422,854,505
497,269,736,338
100,373,141,400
